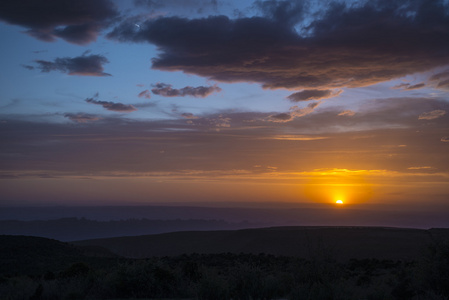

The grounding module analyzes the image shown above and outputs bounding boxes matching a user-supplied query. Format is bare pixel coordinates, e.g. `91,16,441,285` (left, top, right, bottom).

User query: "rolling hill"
72,226,449,261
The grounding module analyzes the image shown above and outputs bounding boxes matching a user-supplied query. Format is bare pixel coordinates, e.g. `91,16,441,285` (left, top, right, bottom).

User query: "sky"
0,0,449,217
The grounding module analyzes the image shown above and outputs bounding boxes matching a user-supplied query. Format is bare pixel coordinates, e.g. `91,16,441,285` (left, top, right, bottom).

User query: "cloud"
212,115,231,128
85,94,137,112
268,101,321,122
138,90,151,99
437,79,449,89
32,54,111,76
21,64,35,70
181,113,199,119
418,110,446,120
261,135,329,141
0,0,118,45
427,70,449,90
441,136,449,143
108,0,449,90
338,110,355,117
392,83,426,91
64,113,101,123
287,89,342,102
268,112,293,123
408,166,432,170
134,0,219,16
151,83,221,98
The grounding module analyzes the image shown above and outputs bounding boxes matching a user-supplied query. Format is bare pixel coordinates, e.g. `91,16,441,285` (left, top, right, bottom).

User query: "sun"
336,200,344,204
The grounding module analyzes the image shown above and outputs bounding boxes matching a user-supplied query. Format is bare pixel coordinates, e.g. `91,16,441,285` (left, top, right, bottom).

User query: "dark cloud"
138,90,151,99
151,83,222,98
287,89,342,102
108,0,449,90
392,83,426,90
253,0,305,26
64,113,100,123
134,0,219,16
31,54,111,77
85,94,136,112
268,112,293,122
0,0,118,45
21,64,34,70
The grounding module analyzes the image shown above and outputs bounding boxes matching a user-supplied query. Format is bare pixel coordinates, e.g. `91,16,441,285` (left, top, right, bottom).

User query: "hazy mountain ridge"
0,218,255,241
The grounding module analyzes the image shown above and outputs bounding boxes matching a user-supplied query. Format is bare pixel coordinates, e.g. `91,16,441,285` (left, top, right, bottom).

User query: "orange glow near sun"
303,169,373,204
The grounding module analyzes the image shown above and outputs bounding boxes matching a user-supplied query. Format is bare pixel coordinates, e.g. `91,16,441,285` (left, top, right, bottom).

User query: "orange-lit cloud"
338,110,355,117
418,110,446,120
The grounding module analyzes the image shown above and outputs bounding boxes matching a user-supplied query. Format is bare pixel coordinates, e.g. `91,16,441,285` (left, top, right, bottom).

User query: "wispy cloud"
392,83,426,91
268,102,321,123
64,113,101,123
151,83,221,98
138,90,151,99
260,135,329,141
418,110,446,120
85,93,136,112
181,113,199,119
429,70,449,90
338,110,355,117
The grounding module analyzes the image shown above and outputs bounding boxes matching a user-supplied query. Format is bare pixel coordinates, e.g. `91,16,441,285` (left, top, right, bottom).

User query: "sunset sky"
1,0,448,215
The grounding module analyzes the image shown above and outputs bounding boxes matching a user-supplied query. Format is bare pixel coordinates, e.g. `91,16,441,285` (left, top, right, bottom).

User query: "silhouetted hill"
73,226,449,261
0,218,254,241
0,235,118,276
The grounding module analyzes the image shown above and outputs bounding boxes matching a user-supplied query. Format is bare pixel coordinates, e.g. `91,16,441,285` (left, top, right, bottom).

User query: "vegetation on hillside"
1,234,449,300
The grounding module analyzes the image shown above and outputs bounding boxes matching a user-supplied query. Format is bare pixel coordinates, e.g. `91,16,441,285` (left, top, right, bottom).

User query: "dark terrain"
1,226,449,299
73,226,449,261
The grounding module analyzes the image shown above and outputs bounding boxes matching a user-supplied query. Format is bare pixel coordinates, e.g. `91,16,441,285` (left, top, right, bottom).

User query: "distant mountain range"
73,226,449,261
0,218,256,241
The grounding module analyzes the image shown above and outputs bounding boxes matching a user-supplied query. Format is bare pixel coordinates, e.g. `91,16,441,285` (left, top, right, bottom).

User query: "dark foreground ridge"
73,226,449,261
2,227,449,299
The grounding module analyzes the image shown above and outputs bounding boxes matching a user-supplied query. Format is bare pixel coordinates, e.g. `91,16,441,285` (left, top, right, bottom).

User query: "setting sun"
336,200,344,204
